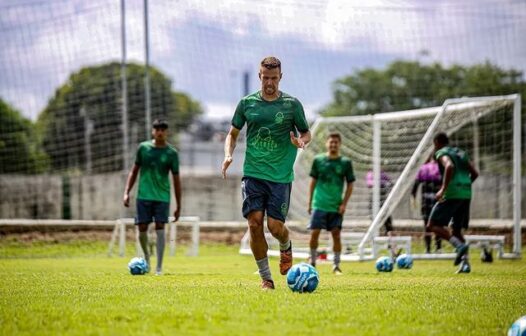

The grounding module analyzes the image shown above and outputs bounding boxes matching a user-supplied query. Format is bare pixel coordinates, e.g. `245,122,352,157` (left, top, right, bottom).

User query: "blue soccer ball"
375,256,394,272
128,257,148,275
508,316,526,336
396,254,413,269
286,263,319,293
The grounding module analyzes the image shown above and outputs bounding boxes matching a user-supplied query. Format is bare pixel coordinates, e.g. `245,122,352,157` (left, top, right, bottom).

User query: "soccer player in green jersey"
427,132,479,273
123,119,182,275
222,56,311,290
307,133,355,275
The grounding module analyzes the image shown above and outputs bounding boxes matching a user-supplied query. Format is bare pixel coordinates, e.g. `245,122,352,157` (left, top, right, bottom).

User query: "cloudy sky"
0,0,525,121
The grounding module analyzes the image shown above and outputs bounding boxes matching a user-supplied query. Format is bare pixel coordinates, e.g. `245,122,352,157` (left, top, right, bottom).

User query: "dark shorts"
429,199,471,230
309,210,342,231
135,199,169,224
241,176,291,222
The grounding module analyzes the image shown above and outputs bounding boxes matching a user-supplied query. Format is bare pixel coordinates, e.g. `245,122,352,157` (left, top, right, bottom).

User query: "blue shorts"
309,209,343,231
135,199,169,224
241,177,291,222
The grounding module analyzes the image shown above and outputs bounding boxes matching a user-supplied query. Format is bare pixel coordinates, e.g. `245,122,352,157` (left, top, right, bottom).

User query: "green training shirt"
135,140,179,203
435,146,472,200
310,154,356,212
231,91,309,183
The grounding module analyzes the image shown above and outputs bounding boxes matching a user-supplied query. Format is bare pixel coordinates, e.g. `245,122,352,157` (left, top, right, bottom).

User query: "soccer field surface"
1,242,525,336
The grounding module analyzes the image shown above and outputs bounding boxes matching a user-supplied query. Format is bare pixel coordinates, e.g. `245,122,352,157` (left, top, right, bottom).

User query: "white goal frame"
108,216,200,257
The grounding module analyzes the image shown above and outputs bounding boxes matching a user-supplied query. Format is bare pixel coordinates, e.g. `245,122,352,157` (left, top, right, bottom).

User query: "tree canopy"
37,62,203,173
321,61,525,116
0,98,49,173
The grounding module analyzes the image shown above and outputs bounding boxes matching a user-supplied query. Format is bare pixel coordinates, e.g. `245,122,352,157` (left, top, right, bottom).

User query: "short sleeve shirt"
135,141,179,203
310,154,355,212
231,91,309,183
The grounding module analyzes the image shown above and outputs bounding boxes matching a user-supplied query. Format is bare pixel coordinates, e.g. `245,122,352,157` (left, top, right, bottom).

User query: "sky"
0,0,525,121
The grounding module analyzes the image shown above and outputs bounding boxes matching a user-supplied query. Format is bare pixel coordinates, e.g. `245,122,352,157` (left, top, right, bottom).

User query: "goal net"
239,95,521,261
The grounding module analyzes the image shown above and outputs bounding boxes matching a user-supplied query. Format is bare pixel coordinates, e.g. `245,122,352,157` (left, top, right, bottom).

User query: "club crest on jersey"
252,127,277,151
283,101,292,109
275,112,284,124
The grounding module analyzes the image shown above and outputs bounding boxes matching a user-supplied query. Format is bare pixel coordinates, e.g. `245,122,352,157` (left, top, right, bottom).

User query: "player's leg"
309,229,321,267
248,211,273,288
384,217,399,259
136,199,153,271
427,200,468,265
241,178,273,289
153,201,169,275
308,209,326,267
328,212,343,274
267,180,293,275
453,200,471,273
423,214,432,253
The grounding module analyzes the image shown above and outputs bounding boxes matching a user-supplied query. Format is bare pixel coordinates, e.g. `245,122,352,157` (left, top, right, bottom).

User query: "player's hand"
123,193,130,207
338,203,346,215
290,131,305,149
308,205,312,215
222,156,233,179
173,208,180,222
436,188,445,202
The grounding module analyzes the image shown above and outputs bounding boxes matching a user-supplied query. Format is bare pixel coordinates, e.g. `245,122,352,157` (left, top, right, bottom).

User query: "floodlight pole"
512,94,522,256
144,0,151,137
120,0,129,171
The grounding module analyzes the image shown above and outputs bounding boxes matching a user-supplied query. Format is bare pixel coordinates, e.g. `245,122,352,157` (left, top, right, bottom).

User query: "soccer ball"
375,256,394,272
396,254,413,269
286,263,319,293
128,257,148,275
508,316,526,336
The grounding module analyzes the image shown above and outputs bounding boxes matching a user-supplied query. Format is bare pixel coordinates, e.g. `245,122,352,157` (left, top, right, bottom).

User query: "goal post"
285,94,521,261
108,216,200,257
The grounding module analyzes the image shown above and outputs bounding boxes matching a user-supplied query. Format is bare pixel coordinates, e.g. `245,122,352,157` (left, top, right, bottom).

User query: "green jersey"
135,141,179,203
435,146,472,200
310,154,355,212
231,91,309,183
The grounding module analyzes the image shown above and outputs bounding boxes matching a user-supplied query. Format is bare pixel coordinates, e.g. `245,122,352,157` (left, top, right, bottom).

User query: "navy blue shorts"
309,209,342,231
135,199,169,224
429,199,471,230
241,177,291,222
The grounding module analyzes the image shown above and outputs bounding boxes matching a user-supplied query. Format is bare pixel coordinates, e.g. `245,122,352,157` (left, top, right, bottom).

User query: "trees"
0,98,49,173
321,61,525,117
37,62,203,173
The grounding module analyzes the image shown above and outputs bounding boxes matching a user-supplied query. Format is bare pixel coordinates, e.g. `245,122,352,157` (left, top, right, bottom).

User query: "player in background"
366,168,399,259
123,119,182,275
427,132,478,273
307,133,355,275
222,56,311,290
411,158,442,253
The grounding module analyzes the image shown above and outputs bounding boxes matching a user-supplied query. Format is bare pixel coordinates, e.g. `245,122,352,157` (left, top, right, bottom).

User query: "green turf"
0,241,525,336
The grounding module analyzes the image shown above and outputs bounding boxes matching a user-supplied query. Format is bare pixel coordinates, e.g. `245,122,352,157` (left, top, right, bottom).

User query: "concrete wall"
1,173,525,222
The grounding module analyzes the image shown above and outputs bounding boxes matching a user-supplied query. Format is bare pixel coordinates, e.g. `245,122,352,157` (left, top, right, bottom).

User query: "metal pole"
512,94,522,255
372,118,381,220
144,0,151,137
120,0,129,171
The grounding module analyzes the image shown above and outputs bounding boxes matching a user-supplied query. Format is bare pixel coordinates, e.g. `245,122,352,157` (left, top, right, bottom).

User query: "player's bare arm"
468,161,479,182
172,173,182,222
339,182,354,215
436,155,454,201
222,126,240,179
123,164,140,207
308,178,316,214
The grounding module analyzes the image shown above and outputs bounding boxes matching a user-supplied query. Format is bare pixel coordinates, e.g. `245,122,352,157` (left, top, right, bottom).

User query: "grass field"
0,240,525,336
